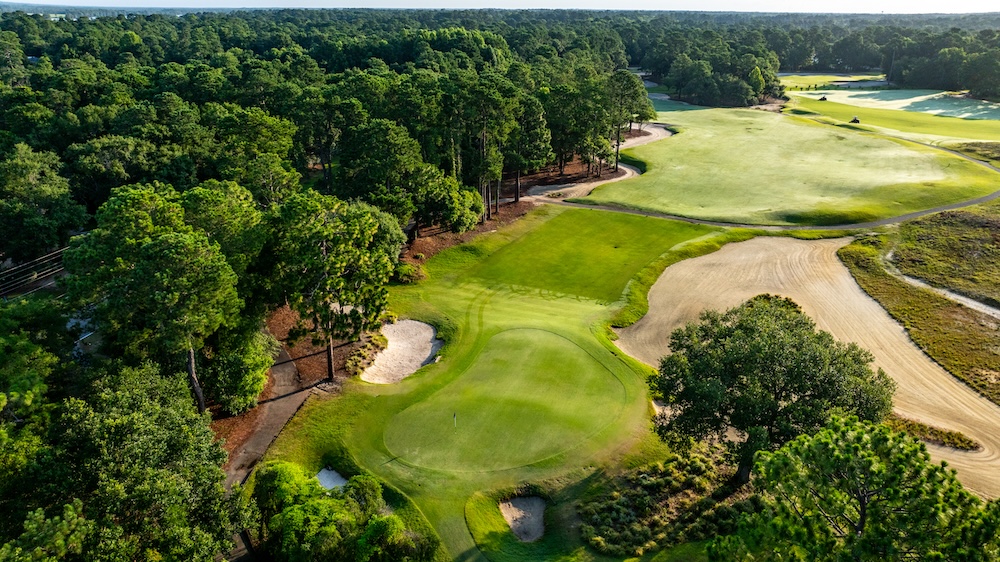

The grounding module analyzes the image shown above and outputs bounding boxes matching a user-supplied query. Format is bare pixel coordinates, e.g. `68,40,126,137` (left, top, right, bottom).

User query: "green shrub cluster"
345,331,390,377
252,461,438,562
578,454,763,557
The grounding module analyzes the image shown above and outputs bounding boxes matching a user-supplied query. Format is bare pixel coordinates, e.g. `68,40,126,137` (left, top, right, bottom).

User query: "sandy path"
525,123,673,200
616,236,1000,498
499,496,545,542
361,320,442,384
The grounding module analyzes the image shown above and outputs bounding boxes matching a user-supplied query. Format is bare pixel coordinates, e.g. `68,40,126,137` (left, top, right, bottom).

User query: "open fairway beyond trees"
263,206,736,560
582,101,1000,226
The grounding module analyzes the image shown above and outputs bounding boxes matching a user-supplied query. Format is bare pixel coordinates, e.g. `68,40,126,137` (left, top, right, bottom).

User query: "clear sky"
5,0,999,13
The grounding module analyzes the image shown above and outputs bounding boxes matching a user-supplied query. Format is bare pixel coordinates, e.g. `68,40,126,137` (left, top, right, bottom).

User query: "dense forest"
2,7,1000,561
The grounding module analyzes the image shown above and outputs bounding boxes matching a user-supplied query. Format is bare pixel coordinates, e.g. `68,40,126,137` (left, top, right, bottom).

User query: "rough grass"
838,236,1000,407
789,96,1000,141
472,209,717,303
583,102,998,225
893,206,1000,307
954,142,1000,166
885,414,981,451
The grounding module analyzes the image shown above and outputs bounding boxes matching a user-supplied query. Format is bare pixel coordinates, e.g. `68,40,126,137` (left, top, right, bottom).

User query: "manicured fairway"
789,96,1000,141
473,209,717,302
384,328,625,471
790,89,1000,120
583,101,999,225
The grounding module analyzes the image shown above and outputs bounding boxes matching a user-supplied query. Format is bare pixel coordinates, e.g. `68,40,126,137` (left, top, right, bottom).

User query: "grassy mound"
582,102,998,225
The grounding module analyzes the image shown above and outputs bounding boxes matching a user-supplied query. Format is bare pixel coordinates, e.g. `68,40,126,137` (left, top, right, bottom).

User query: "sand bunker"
361,320,442,384
316,468,347,490
499,496,545,542
616,237,1000,498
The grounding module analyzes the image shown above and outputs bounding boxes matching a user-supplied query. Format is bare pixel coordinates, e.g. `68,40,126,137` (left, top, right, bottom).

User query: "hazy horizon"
2,0,999,15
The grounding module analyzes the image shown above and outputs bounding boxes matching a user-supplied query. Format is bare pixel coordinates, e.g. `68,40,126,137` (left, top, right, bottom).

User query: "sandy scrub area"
499,496,545,542
526,123,673,200
360,320,442,384
616,236,1000,498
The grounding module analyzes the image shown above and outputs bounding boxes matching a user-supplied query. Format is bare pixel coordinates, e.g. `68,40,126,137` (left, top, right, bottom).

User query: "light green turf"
264,205,739,561
787,96,1000,142
472,209,717,302
582,101,1000,225
790,89,1000,120
383,328,626,471
779,73,885,89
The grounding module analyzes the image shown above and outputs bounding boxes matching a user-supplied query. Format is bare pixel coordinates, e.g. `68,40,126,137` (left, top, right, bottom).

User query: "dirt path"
615,236,1000,498
525,123,673,200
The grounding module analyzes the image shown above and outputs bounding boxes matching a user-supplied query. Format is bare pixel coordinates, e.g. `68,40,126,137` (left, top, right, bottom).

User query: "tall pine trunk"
188,347,206,414
514,169,521,203
326,335,335,382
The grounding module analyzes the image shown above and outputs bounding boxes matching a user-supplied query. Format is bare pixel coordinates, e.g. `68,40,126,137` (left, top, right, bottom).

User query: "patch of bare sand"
360,320,442,384
616,236,1000,498
499,496,545,542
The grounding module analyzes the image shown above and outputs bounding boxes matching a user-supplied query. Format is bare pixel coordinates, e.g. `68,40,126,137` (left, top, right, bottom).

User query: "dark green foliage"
0,144,85,263
579,451,764,557
710,417,1000,560
654,294,895,482
253,461,437,562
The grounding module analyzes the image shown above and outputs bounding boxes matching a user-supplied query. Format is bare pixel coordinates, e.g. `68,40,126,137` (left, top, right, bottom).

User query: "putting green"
582,101,1000,225
383,328,625,471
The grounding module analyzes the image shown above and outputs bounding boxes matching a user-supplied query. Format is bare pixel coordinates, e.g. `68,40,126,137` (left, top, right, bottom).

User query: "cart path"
615,236,1000,498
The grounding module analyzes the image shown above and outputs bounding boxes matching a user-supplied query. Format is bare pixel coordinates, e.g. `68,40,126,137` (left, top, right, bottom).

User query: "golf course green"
780,73,885,89
263,205,732,560
384,328,625,472
580,100,1000,225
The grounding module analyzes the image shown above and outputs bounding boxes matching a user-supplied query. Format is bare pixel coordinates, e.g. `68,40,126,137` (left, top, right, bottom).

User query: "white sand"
361,320,443,384
499,496,545,542
317,468,347,490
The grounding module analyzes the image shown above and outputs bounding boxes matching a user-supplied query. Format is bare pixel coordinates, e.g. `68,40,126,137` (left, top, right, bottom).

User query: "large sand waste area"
615,236,1000,498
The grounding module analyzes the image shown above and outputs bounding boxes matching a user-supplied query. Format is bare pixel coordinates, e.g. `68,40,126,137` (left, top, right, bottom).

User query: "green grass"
780,73,884,89
384,329,626,471
789,89,1000,120
472,210,717,302
838,236,1000,407
788,96,1000,142
581,102,999,225
263,205,734,561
